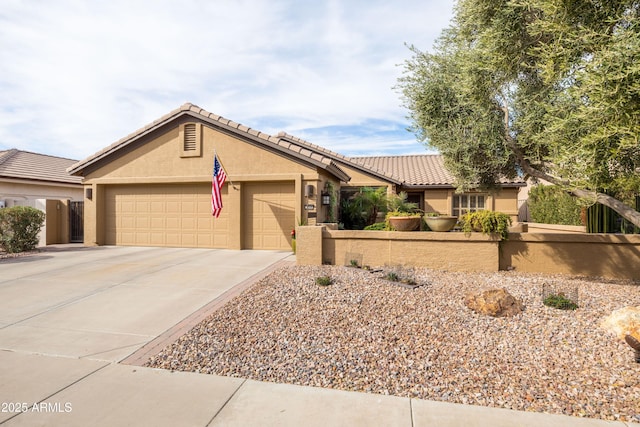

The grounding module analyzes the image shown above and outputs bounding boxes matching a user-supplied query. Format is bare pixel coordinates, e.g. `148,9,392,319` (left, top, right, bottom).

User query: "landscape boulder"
601,306,640,342
464,288,524,317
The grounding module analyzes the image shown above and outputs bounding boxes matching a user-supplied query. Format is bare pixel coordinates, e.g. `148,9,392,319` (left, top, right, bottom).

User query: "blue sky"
0,0,454,161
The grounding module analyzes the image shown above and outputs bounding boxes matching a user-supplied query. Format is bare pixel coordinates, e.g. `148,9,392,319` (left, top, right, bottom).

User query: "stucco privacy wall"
81,116,335,248
501,233,640,279
296,225,640,280
296,226,501,272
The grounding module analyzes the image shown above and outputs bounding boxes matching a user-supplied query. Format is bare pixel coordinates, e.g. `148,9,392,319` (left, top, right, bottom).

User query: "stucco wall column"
82,183,100,246
295,225,324,265
228,182,242,250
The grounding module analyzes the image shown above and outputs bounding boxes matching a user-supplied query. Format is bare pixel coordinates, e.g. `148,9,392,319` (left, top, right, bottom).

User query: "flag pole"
214,149,235,189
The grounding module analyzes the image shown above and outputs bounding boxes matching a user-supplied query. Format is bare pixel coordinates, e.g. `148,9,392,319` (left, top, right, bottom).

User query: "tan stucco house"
0,149,84,245
278,132,525,221
68,103,525,251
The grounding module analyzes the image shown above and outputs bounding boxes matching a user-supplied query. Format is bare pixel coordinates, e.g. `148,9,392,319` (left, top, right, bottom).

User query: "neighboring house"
0,149,84,245
68,103,525,251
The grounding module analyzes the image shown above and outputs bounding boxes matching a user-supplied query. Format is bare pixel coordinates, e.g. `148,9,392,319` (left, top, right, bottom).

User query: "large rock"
465,288,524,317
601,306,640,342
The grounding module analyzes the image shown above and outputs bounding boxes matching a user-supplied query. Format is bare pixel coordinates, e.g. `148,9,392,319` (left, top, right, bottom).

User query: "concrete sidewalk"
1,246,638,426
2,351,636,427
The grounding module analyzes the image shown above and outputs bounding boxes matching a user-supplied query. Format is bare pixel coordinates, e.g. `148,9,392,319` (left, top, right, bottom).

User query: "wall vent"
180,122,202,157
184,123,197,151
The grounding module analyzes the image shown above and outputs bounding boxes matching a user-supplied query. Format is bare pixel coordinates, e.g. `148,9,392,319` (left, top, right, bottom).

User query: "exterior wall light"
321,192,331,206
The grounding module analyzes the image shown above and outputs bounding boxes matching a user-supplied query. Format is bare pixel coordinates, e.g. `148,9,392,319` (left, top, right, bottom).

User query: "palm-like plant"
387,191,420,214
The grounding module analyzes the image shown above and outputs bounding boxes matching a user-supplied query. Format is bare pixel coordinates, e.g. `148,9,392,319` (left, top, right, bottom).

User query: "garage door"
243,182,295,250
104,184,229,248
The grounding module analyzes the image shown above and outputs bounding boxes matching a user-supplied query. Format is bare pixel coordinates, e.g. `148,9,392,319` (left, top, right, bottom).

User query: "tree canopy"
398,0,640,227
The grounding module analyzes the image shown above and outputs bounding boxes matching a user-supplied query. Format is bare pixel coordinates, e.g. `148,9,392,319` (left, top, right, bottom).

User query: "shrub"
340,187,388,230
315,276,333,286
461,210,512,240
528,185,582,225
387,191,420,213
364,222,388,231
0,206,45,253
385,271,400,282
543,293,578,310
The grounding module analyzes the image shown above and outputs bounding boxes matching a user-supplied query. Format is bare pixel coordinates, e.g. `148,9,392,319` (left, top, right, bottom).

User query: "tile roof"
66,102,524,189
0,149,83,185
68,103,351,183
351,155,526,187
276,132,404,185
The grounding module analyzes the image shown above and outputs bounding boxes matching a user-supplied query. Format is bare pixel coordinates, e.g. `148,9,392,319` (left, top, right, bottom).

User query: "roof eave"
68,108,190,176
68,108,352,183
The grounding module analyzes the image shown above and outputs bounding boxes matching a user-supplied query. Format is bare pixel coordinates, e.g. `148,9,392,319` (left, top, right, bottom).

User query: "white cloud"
0,0,453,160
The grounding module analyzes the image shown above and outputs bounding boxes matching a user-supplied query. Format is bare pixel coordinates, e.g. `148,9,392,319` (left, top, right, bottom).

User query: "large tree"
398,0,640,227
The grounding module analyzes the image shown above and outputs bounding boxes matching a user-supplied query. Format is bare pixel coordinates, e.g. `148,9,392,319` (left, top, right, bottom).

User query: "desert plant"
325,181,338,223
461,210,512,240
349,259,360,268
340,187,388,229
364,221,387,231
356,187,389,226
543,293,578,310
340,198,367,230
315,276,333,286
0,206,45,253
387,191,420,214
383,268,418,286
528,185,582,225
385,271,400,281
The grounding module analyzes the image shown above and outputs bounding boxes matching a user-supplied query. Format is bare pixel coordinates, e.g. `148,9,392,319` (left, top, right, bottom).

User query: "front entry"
70,201,84,243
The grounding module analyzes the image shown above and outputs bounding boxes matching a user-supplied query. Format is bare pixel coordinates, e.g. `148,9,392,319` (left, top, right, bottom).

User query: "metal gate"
70,201,84,242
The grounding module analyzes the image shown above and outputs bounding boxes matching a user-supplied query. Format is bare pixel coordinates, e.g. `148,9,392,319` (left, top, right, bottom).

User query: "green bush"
315,276,333,286
528,185,582,225
0,206,45,253
364,222,388,230
543,293,578,310
461,210,512,240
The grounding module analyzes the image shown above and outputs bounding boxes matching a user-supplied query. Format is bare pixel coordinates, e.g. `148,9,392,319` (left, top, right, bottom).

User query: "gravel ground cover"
147,265,640,422
0,250,38,260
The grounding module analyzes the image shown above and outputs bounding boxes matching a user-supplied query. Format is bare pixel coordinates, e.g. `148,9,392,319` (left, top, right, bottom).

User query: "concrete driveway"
0,245,292,362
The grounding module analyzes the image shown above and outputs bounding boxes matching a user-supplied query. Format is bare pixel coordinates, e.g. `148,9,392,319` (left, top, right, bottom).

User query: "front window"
452,194,485,217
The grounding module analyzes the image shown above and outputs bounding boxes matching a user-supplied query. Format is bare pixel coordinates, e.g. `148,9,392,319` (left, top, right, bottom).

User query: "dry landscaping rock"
601,306,640,342
147,266,640,422
464,288,524,317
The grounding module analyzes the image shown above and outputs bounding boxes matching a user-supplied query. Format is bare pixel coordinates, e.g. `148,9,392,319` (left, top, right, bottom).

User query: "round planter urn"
424,216,458,232
388,216,421,231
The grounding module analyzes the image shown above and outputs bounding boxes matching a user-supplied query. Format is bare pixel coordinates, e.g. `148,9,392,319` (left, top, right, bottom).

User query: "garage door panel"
105,184,228,248
243,182,295,250
150,216,164,228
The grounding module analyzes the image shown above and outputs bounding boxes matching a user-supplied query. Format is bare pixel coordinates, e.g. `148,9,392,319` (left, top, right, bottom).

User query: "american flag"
212,154,227,218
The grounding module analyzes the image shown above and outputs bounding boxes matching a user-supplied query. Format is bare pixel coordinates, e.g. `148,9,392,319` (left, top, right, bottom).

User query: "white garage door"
243,182,295,250
104,184,229,248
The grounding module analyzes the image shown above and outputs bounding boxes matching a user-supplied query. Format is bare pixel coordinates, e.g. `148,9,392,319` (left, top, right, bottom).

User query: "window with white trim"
452,194,485,217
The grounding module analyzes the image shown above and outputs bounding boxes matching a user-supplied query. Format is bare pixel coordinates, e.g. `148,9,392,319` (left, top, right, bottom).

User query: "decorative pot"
388,216,421,231
424,216,458,232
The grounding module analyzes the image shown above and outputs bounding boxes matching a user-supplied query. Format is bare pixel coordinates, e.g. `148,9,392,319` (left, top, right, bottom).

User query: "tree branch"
501,106,640,228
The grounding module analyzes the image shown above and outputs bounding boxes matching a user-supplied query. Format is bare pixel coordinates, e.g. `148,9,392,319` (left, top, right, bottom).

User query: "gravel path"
146,265,640,422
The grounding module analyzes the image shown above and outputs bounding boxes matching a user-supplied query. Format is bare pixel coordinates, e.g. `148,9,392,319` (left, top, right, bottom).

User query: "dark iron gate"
70,201,84,242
